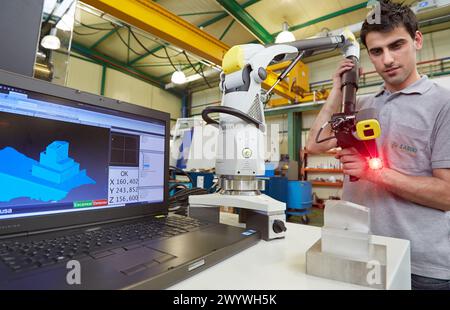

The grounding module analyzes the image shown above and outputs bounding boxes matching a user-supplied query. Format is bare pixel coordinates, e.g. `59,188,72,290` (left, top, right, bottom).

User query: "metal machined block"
306,239,387,289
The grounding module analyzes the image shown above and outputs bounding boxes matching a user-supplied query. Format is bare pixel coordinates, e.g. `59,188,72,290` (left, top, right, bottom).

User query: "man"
306,0,450,290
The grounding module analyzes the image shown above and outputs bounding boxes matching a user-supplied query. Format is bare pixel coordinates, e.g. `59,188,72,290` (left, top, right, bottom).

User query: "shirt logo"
391,141,417,156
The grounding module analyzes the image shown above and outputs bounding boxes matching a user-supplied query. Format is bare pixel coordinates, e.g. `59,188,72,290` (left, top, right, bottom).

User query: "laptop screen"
0,83,166,220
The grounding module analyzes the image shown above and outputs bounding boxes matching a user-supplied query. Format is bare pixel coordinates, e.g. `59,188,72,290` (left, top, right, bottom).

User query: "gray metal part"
188,206,220,224
283,35,345,53
188,206,284,241
218,176,265,192
0,223,260,289
277,160,298,180
286,161,298,180
306,239,387,289
244,210,285,241
0,0,44,77
245,210,269,241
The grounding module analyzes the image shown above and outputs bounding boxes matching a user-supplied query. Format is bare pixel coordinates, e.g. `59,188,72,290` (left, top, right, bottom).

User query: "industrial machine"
170,116,218,170
170,115,279,170
189,30,365,240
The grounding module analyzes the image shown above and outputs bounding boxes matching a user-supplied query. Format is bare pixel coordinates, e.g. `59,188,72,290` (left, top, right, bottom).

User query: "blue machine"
263,176,312,224
187,171,214,190
175,128,194,169
286,181,313,217
263,162,276,177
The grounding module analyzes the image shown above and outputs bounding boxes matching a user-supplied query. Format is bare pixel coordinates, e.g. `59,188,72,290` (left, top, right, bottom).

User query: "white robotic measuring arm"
191,30,360,241
201,29,360,179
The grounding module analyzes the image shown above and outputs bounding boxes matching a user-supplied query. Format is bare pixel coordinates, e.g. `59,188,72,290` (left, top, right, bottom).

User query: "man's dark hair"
360,0,419,47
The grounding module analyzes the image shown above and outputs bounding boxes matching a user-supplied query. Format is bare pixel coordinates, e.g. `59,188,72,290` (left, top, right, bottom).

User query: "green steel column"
90,28,119,49
199,0,260,28
128,44,166,65
181,92,188,118
100,64,107,95
288,2,368,32
178,11,224,17
127,28,131,64
219,19,235,40
297,112,303,158
216,0,272,44
288,111,302,161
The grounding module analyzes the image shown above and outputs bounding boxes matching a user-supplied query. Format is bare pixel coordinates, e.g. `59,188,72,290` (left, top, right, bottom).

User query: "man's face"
365,26,422,89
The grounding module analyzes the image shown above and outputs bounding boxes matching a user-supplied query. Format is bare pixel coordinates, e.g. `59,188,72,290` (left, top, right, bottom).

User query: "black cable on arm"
315,122,336,144
202,106,263,129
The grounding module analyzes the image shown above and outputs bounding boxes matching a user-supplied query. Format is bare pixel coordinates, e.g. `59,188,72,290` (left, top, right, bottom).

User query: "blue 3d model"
0,141,95,202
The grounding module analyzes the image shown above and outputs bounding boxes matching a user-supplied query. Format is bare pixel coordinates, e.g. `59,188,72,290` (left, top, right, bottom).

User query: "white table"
168,213,411,290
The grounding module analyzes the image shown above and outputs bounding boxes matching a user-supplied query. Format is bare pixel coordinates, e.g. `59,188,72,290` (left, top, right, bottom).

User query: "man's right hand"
332,58,357,89
305,59,362,154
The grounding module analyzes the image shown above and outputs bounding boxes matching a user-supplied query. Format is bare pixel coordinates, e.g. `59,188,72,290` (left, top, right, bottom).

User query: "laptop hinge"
0,232,28,239
25,214,159,237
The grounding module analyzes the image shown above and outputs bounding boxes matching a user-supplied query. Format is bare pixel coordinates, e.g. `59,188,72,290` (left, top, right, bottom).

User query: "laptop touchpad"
95,247,175,273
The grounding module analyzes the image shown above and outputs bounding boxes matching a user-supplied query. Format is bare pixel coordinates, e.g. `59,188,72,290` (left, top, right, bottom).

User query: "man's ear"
414,31,423,50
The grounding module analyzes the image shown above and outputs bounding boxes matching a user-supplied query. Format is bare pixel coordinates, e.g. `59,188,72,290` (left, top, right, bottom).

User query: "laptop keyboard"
0,216,209,273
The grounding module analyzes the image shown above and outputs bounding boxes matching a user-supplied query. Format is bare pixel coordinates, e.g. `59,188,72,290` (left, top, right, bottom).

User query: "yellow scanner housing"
222,46,244,74
356,119,381,140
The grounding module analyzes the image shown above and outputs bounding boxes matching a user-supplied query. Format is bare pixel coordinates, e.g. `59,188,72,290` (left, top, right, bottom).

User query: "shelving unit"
304,168,343,173
310,181,343,187
301,149,344,200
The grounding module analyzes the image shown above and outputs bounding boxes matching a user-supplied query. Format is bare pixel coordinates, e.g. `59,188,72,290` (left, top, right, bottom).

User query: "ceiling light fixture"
275,22,295,43
171,69,186,84
41,28,61,50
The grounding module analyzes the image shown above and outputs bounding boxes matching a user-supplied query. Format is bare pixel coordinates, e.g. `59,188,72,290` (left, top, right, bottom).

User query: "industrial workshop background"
27,0,450,205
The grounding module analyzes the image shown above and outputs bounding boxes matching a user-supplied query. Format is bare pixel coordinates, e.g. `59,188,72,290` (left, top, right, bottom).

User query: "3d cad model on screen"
0,141,96,203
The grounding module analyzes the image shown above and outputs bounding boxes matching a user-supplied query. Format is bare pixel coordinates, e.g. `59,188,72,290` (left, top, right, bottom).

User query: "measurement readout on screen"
108,169,139,204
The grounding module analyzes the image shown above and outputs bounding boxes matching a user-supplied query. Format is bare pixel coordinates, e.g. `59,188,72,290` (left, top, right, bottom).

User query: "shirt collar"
374,75,433,97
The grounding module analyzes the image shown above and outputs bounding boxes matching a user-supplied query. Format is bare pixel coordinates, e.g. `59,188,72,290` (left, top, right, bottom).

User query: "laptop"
0,69,259,290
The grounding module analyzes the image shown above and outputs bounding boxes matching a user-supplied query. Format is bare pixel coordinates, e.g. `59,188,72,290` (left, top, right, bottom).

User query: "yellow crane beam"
83,0,228,65
84,0,300,100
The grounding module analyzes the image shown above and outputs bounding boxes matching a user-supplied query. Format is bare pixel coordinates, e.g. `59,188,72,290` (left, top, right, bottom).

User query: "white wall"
66,56,103,94
265,115,289,155
190,87,221,117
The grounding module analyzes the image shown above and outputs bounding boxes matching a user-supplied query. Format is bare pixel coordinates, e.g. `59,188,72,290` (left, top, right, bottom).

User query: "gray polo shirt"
343,75,450,280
